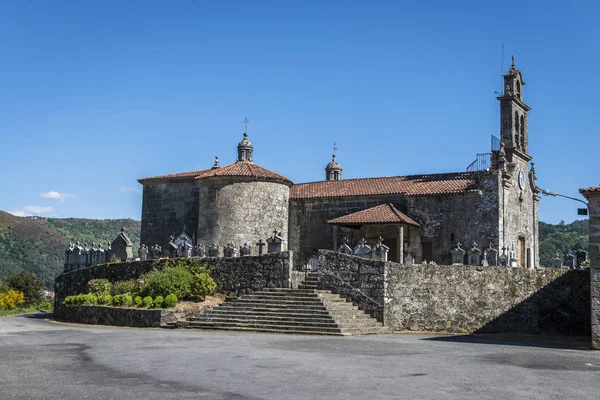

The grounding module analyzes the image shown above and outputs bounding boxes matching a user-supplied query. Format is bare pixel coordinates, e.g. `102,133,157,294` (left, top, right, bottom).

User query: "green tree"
5,271,43,306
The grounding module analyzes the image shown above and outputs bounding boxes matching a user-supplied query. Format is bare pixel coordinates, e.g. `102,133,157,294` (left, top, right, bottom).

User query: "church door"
384,238,398,263
422,243,433,263
518,237,525,267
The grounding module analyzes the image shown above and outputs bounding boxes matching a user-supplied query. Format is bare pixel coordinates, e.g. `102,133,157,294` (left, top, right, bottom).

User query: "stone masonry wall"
581,189,600,349
317,250,386,321
499,152,539,268
289,196,408,267
140,180,199,248
289,179,499,267
54,252,293,318
198,179,289,255
385,264,589,335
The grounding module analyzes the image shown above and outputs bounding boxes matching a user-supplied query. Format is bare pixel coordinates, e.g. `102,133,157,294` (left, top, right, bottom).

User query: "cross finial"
333,141,338,156
244,118,249,135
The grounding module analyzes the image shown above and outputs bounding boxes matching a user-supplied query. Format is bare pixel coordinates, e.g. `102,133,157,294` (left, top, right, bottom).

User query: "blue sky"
0,1,598,223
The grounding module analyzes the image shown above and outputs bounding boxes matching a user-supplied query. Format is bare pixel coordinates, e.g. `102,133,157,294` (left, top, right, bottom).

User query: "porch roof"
327,203,420,227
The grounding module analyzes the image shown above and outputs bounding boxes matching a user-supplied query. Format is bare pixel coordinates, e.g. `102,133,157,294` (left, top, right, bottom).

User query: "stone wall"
289,196,408,267
289,179,501,267
385,264,589,335
57,305,165,327
317,250,386,321
198,178,290,255
499,152,540,268
54,252,293,316
140,180,200,248
580,187,600,349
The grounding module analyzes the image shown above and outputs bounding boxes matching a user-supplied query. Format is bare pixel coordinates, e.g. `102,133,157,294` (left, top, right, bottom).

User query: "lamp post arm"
541,189,588,206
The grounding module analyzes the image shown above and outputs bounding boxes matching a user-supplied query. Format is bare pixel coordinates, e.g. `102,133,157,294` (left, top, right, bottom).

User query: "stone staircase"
178,286,390,336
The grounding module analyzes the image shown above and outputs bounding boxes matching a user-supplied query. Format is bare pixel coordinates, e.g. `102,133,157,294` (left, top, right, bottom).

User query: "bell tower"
497,56,531,158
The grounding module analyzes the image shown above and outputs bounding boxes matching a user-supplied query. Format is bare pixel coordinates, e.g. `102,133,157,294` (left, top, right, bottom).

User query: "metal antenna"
501,41,505,94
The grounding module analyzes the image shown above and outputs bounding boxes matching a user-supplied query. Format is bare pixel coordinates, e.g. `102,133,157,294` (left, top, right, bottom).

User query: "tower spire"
325,142,343,181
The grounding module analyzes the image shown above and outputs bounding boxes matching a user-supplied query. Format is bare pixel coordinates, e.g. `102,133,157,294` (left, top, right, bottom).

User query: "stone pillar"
398,225,404,264
580,185,600,349
332,225,338,251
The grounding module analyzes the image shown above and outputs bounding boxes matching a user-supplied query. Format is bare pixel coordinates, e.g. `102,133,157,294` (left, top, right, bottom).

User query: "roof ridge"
293,171,470,186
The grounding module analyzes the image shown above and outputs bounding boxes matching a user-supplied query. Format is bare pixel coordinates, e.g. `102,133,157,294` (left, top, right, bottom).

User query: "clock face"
518,170,526,190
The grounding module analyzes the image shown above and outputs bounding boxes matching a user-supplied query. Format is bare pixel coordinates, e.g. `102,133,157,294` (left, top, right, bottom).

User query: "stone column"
398,225,404,264
580,185,600,350
332,225,338,252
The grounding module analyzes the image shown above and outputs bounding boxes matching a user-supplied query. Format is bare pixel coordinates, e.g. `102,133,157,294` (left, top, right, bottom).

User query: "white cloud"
119,186,141,194
9,206,53,217
41,191,79,203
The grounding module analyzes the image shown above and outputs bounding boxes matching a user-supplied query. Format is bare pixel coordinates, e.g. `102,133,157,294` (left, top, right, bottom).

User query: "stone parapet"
385,264,589,335
580,187,600,349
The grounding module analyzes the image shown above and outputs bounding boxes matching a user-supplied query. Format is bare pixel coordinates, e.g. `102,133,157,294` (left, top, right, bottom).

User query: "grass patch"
0,307,43,317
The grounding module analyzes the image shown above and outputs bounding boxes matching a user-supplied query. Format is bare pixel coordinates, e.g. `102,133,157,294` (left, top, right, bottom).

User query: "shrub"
153,296,164,308
97,294,113,305
5,272,43,306
122,295,133,307
110,280,142,296
0,290,25,310
142,296,153,308
88,279,111,296
82,293,97,305
37,300,54,312
134,296,143,307
163,294,177,308
112,294,124,306
140,266,193,299
190,271,216,300
62,295,76,306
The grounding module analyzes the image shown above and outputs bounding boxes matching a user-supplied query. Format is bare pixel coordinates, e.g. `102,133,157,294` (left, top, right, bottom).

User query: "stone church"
138,60,540,268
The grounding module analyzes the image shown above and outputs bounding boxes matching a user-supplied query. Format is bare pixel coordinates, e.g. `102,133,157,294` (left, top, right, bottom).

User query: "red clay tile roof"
138,162,293,186
291,172,478,199
196,162,293,186
328,203,420,227
138,169,211,183
580,185,600,197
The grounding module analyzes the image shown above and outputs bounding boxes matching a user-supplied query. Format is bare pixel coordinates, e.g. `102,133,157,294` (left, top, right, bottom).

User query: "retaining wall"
54,252,293,320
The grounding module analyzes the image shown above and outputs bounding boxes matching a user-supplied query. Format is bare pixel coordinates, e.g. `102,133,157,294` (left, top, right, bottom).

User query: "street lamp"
541,189,589,215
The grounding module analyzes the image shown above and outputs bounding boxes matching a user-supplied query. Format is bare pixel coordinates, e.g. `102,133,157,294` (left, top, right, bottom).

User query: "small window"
515,111,520,133
516,80,522,98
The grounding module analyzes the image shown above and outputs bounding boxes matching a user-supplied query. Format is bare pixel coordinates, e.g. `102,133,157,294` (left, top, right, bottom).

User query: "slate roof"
138,162,293,186
580,185,600,197
328,203,420,227
290,172,478,199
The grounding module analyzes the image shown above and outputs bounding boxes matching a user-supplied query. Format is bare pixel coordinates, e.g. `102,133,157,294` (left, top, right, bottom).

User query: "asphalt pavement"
1,314,599,400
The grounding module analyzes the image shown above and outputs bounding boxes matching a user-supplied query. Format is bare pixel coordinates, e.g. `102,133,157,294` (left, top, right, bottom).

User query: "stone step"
230,297,325,305
246,292,320,298
203,312,374,325
177,324,345,336
219,303,329,311
184,320,344,334
190,317,340,329
212,305,332,315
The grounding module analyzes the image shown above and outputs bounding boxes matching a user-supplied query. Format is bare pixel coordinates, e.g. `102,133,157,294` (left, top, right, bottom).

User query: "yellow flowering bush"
0,290,25,310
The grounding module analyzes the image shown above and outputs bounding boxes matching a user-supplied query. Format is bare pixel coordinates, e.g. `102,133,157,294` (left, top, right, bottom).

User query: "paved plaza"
1,314,599,399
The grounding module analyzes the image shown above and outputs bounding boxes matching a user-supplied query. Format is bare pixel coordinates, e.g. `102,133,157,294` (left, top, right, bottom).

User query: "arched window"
520,115,525,149
515,111,520,134
516,80,522,99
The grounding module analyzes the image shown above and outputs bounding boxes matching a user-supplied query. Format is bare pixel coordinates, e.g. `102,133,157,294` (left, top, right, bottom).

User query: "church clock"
518,170,526,190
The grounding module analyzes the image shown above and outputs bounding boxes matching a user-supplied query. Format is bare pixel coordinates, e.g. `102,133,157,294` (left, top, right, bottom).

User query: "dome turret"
237,118,253,162
325,154,343,181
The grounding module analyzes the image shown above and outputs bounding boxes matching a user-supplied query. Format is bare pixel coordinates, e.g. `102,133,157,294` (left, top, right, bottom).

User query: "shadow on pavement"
422,333,591,350
21,312,54,320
